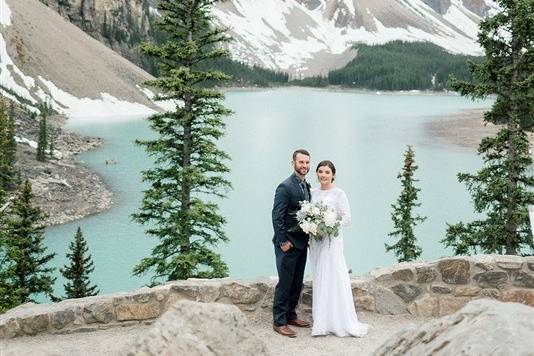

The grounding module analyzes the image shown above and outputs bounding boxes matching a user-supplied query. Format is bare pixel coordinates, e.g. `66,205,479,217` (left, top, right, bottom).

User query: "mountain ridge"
213,0,497,76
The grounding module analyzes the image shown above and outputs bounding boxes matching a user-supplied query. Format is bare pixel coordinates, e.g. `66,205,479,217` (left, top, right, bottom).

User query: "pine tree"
60,227,99,299
0,100,17,190
2,180,56,303
444,0,534,255
132,0,232,283
0,186,14,312
443,129,534,255
48,131,55,159
386,146,426,262
36,115,47,162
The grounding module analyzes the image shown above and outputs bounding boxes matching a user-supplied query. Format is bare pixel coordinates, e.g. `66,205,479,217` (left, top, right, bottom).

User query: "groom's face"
293,153,310,177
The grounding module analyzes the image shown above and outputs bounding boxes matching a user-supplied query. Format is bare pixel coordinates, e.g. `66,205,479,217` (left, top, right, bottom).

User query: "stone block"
218,282,262,305
355,296,375,312
525,256,534,271
431,285,452,294
115,302,160,321
472,255,495,271
169,282,221,303
408,295,438,317
438,296,470,316
438,259,470,284
501,289,534,307
0,318,22,339
370,266,398,283
416,266,437,283
480,288,501,299
392,268,414,282
83,302,115,324
369,285,407,315
19,314,49,336
391,283,422,303
495,255,523,270
473,271,508,289
260,285,275,310
50,307,77,330
301,289,313,307
454,286,481,297
512,271,534,288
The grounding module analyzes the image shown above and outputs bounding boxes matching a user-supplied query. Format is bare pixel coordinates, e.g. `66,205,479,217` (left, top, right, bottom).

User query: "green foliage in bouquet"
296,201,342,241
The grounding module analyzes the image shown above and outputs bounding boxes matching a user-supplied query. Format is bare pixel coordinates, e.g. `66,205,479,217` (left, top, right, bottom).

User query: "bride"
310,160,369,337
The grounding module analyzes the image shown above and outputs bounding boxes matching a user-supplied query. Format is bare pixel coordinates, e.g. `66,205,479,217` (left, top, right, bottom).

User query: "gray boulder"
127,300,269,356
373,299,534,356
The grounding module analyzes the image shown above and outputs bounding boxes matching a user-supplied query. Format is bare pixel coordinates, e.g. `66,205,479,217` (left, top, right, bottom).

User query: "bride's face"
316,165,333,185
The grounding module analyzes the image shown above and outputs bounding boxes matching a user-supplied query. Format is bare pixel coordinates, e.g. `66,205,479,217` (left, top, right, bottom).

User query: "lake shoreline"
14,109,114,227
222,85,483,97
425,108,534,149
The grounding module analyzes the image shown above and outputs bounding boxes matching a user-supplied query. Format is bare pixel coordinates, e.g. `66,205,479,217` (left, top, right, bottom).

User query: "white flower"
324,210,338,227
296,210,307,221
300,221,312,234
311,206,320,216
308,222,318,235
301,202,312,214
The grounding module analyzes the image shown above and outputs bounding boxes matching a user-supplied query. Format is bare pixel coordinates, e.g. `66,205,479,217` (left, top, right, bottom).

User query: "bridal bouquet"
295,200,342,241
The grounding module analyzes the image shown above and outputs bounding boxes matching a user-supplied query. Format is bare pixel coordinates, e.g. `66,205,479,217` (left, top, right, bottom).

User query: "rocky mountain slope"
38,0,154,73
0,0,159,119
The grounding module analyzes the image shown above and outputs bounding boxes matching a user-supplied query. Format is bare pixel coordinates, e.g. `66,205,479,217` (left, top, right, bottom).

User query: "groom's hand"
280,241,293,252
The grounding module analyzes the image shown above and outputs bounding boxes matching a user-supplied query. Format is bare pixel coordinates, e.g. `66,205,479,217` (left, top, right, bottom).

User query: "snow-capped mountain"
213,0,499,76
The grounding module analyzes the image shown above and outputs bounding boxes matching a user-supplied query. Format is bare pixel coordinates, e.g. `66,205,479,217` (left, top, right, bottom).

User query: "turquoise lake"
43,88,493,297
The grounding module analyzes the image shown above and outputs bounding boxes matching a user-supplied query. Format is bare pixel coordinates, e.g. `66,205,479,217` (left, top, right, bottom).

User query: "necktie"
300,181,310,201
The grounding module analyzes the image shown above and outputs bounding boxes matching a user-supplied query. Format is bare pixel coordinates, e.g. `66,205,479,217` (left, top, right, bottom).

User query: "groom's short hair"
292,149,310,161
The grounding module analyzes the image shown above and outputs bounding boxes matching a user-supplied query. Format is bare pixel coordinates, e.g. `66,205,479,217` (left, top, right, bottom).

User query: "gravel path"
248,311,428,356
0,312,428,356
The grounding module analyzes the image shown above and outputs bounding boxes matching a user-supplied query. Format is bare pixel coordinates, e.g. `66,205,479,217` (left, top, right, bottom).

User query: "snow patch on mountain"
37,76,156,120
0,0,11,26
213,0,494,76
0,0,160,120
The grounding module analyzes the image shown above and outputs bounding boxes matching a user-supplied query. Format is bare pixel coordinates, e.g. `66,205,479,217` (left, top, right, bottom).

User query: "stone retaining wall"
347,254,534,317
1,255,533,339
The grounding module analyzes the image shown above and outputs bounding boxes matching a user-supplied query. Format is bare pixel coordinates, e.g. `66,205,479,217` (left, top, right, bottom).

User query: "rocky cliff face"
39,0,152,69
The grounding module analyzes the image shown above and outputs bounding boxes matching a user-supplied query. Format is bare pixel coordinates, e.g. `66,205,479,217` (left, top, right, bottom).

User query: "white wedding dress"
310,187,369,337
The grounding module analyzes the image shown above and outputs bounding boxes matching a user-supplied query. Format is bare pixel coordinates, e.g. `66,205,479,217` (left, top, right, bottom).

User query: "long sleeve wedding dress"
310,187,369,337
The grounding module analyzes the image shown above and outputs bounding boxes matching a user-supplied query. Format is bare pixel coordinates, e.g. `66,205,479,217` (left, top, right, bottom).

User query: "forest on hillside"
293,41,482,90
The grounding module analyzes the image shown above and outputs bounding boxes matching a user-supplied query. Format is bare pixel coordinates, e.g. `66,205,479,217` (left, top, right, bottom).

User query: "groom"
271,149,312,337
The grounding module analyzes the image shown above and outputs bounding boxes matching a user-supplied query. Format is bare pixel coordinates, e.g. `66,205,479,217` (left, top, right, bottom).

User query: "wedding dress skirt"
310,187,369,337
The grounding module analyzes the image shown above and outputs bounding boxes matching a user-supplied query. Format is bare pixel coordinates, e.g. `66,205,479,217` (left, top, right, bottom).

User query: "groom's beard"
295,167,309,177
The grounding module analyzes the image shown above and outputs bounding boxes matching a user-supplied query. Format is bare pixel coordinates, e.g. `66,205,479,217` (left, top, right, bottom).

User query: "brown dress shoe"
273,324,297,338
287,318,311,328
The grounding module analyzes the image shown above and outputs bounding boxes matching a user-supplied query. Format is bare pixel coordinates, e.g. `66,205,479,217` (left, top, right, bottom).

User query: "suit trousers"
273,244,308,326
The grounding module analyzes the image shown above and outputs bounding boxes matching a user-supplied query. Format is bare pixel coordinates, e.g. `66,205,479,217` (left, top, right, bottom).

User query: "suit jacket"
272,173,311,250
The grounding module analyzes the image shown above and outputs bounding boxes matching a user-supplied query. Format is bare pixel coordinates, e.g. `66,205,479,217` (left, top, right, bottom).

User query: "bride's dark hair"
316,160,336,182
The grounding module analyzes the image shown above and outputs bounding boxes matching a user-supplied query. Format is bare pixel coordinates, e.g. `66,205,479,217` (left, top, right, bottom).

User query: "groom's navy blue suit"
272,173,310,326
